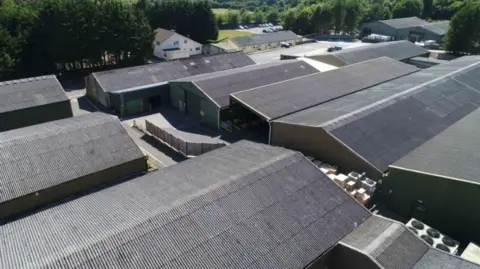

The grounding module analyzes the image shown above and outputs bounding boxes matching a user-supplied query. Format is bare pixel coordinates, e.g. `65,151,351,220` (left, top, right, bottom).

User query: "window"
174,41,179,45
184,39,187,43
196,47,200,51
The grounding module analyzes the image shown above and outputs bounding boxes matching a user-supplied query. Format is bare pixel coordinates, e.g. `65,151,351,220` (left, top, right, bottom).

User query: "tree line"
216,8,281,28
0,0,217,80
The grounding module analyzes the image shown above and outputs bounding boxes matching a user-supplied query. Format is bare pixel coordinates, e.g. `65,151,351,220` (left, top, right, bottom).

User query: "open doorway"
219,103,269,144
148,95,162,111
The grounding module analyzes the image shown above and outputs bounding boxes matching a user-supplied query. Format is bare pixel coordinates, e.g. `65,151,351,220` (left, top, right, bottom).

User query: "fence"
146,120,226,157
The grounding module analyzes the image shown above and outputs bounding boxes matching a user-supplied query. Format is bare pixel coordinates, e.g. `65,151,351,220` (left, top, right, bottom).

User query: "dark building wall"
86,74,109,107
327,244,383,269
169,82,220,130
271,122,383,179
0,157,147,220
109,84,170,116
384,167,480,245
0,101,73,131
360,21,396,37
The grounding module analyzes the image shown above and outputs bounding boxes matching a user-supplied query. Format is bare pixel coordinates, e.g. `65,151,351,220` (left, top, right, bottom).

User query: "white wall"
154,33,202,60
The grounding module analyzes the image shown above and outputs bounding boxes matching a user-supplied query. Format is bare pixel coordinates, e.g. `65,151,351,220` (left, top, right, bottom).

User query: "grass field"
217,30,252,41
212,8,231,14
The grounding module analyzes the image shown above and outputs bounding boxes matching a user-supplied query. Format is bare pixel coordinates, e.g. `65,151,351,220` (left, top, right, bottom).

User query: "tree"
392,0,423,18
292,6,313,34
312,4,332,33
216,13,226,26
423,0,433,18
267,8,280,22
445,1,480,54
225,10,240,26
241,11,252,25
282,9,296,30
0,27,15,79
331,0,346,33
343,0,363,33
254,10,265,24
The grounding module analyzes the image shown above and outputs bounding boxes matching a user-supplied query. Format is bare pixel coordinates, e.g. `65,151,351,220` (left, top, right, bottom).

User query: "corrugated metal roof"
380,17,428,29
332,41,429,64
419,21,450,36
392,107,480,184
276,56,480,127
0,112,144,204
232,57,419,120
342,215,480,269
229,31,300,47
324,57,480,172
0,75,68,114
177,60,318,107
0,140,370,269
93,52,255,92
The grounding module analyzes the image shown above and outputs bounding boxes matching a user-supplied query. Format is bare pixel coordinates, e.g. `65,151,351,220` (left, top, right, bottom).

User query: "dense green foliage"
0,0,217,80
392,0,423,18
446,1,480,54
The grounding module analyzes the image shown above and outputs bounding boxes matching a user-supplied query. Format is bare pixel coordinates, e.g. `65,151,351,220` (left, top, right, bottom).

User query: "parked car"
281,42,291,48
239,25,244,29
244,25,249,29
327,45,342,52
268,23,274,27
262,29,268,33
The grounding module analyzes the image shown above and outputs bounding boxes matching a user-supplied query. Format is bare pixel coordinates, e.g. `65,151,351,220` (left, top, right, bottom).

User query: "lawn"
217,30,252,41
212,8,231,15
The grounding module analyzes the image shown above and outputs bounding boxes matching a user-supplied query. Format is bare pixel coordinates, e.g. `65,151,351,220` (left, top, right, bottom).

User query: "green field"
212,8,231,14
217,30,252,41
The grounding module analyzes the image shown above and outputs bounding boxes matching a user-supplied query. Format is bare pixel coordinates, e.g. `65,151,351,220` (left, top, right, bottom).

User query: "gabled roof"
380,17,428,29
154,28,176,43
0,75,68,114
174,60,319,107
0,140,370,268
229,31,300,47
341,215,480,269
92,52,255,92
419,21,450,36
331,41,428,65
392,106,480,184
0,112,144,205
232,57,419,120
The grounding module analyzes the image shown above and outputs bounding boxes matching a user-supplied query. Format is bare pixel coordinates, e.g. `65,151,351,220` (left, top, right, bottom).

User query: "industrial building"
227,31,301,53
228,57,418,144
85,52,255,116
169,60,319,130
0,75,72,131
384,107,480,245
307,41,429,67
271,56,480,179
0,112,147,220
360,17,449,43
0,141,371,268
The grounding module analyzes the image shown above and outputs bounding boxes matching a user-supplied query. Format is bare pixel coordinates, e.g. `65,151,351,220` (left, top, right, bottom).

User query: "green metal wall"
169,82,219,130
384,167,480,245
109,84,170,116
0,101,73,131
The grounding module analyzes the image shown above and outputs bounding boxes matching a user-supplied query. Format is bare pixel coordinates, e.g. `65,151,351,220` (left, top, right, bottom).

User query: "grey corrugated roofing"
322,56,480,172
178,60,318,107
229,31,300,47
93,52,255,92
341,215,480,269
0,75,68,114
419,21,450,36
0,140,370,269
0,112,144,204
392,107,480,184
332,41,429,64
276,56,480,127
232,57,419,120
380,17,428,29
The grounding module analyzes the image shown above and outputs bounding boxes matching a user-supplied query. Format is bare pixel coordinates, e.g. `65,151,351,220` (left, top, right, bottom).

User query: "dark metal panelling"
0,100,73,131
330,76,480,172
232,57,419,120
193,60,318,107
0,141,370,269
413,249,480,269
0,75,68,114
0,112,145,213
93,52,255,93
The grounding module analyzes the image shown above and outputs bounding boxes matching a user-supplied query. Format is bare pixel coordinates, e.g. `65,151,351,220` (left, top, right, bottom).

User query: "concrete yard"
249,41,370,64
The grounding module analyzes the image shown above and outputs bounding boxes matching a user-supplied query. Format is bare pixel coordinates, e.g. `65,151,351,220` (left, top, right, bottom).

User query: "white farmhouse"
153,28,202,61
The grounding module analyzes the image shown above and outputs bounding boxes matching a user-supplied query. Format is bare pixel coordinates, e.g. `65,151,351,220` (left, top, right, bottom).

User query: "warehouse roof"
0,112,144,205
0,140,370,269
232,57,419,120
321,56,480,172
380,17,428,29
175,60,319,107
341,215,480,269
419,21,450,36
276,56,480,127
0,75,68,114
392,107,480,184
331,41,429,64
92,52,255,92
229,31,300,47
